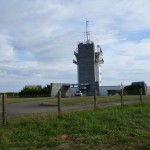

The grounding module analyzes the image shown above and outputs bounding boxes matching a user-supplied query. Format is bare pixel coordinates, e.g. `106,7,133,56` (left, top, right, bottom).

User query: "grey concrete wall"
50,83,71,97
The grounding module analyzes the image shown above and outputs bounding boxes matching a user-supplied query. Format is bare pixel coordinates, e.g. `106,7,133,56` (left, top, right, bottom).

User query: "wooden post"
57,91,62,117
2,93,7,126
140,88,143,103
121,88,124,106
94,90,97,110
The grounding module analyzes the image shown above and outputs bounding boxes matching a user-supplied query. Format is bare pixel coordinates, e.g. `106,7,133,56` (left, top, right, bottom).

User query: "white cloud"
0,0,150,92
0,32,15,61
101,37,150,86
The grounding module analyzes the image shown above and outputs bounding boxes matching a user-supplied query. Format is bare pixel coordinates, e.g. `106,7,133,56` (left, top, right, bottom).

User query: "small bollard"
94,90,97,110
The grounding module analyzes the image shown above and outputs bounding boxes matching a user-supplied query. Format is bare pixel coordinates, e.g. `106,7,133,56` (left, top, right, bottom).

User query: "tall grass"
0,102,150,150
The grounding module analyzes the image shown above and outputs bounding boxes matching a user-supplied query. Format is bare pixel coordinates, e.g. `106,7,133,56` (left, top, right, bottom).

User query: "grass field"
0,96,50,105
0,94,150,106
41,95,150,106
0,102,150,150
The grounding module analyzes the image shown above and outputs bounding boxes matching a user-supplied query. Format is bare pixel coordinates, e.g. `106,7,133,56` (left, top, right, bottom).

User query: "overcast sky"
0,0,150,92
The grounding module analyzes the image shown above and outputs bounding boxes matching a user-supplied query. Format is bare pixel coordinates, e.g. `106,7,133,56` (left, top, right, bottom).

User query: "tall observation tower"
73,21,104,95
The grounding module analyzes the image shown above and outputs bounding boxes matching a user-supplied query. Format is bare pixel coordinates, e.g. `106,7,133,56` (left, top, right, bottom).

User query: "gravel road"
0,99,149,117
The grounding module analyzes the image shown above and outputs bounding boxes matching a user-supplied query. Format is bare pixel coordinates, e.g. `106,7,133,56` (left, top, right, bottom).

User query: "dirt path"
1,99,150,117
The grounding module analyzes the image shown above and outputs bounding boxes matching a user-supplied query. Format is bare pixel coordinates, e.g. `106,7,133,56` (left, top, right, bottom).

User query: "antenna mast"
86,20,90,42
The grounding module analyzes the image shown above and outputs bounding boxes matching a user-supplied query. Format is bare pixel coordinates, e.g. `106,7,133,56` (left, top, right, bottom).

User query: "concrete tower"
73,21,104,95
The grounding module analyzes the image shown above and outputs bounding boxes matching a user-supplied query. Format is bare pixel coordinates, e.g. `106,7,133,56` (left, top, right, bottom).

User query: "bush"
124,84,142,95
19,85,50,97
6,92,19,97
107,90,121,96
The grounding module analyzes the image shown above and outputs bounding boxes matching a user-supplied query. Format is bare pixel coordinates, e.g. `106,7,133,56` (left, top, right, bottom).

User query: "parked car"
75,90,82,96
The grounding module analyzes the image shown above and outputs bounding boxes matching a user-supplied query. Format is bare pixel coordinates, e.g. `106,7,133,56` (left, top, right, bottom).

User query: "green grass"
41,95,150,106
4,97,50,104
0,102,150,150
1,94,150,106
62,95,122,105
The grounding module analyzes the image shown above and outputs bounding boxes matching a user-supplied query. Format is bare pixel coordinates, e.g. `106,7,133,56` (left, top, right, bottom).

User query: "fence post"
2,93,7,126
121,88,124,106
94,90,97,110
140,88,143,103
57,91,62,117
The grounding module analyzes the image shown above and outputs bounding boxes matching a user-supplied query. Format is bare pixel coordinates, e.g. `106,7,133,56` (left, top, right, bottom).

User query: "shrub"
107,90,121,96
124,84,142,95
19,85,50,97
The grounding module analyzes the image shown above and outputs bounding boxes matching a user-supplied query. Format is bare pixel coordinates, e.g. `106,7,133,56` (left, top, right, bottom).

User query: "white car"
75,90,82,96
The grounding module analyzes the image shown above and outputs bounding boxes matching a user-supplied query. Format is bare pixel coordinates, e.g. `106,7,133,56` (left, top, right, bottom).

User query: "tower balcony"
99,58,104,64
95,58,104,64
74,51,78,61
73,59,78,65
74,51,78,56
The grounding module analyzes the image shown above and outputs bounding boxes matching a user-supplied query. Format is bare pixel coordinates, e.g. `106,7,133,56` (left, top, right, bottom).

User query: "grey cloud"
0,0,150,92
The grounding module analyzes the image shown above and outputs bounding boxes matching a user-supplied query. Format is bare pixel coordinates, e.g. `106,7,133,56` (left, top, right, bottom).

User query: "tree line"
19,85,50,97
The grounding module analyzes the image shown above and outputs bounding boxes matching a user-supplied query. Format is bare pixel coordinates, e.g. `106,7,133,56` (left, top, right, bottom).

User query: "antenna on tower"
86,20,90,43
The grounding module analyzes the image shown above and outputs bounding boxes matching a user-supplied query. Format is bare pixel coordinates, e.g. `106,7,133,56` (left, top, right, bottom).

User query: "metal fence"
44,89,148,117
1,89,150,125
0,94,2,125
0,93,7,126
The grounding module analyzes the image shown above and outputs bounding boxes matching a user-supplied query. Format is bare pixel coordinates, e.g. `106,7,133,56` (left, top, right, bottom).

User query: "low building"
99,86,121,96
